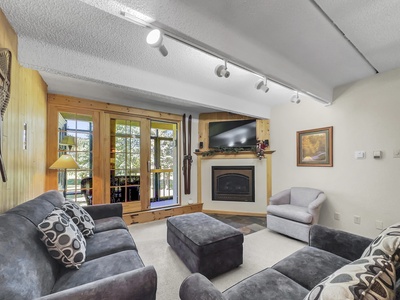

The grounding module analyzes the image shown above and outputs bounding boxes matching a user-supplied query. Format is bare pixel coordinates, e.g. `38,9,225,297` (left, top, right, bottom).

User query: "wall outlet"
376,220,383,230
334,212,340,221
354,215,361,224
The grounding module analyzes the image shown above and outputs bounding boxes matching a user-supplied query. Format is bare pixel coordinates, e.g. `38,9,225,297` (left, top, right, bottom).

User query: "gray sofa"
0,190,157,300
180,224,400,300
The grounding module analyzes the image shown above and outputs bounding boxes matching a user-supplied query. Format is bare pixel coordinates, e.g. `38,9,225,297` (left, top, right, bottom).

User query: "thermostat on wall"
373,151,382,159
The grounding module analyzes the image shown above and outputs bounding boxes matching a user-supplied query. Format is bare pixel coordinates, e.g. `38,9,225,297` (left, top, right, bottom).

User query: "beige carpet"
128,219,305,300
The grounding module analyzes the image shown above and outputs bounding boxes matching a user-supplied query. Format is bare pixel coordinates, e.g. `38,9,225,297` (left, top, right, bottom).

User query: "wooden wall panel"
0,10,47,212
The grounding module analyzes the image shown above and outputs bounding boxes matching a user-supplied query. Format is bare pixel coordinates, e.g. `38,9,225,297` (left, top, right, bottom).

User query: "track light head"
146,29,168,56
255,79,269,93
214,64,230,78
290,92,301,104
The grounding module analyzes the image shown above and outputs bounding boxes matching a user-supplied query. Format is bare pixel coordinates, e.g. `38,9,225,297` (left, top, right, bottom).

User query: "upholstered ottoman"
167,212,244,279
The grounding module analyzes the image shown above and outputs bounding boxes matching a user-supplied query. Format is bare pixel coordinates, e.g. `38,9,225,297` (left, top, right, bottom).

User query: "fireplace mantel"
194,150,275,159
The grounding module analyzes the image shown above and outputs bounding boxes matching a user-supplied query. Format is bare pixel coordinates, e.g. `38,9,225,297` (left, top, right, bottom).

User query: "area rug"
128,219,305,300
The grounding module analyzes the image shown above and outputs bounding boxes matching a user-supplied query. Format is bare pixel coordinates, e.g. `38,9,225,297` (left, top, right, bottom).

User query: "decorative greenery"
201,146,257,157
200,140,269,159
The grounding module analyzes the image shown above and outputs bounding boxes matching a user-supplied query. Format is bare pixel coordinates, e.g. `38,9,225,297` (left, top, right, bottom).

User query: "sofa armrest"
309,225,373,261
269,189,290,205
83,203,123,220
39,266,157,300
179,273,225,300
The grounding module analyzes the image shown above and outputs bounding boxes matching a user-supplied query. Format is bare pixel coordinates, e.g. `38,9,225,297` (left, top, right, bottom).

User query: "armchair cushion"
267,205,312,224
290,187,324,207
269,189,291,205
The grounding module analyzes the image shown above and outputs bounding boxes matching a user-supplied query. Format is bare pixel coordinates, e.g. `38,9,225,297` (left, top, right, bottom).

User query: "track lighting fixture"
290,91,301,104
255,77,269,93
214,60,230,78
146,29,168,57
120,10,330,105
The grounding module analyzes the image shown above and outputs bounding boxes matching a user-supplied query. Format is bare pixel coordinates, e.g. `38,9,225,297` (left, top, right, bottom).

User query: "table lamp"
50,154,79,198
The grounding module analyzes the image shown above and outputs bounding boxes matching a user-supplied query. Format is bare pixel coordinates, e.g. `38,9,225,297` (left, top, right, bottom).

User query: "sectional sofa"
0,190,157,299
180,224,400,300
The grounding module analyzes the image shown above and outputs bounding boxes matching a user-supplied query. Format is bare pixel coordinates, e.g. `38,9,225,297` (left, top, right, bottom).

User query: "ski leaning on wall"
182,114,192,194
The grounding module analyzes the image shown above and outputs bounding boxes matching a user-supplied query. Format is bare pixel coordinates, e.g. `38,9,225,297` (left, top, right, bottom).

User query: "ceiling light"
215,60,230,78
146,29,168,57
255,78,269,93
290,91,301,104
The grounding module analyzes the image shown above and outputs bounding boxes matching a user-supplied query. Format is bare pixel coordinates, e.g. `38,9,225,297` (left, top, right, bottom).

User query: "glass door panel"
150,121,179,208
107,114,151,213
57,112,93,206
110,118,141,204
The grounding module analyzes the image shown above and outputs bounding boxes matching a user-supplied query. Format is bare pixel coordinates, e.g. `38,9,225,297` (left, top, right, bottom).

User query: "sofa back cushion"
290,187,323,207
0,213,59,299
6,190,65,226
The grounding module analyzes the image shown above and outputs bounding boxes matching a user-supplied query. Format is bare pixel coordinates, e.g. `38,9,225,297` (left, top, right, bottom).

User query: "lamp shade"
49,154,80,169
60,136,76,147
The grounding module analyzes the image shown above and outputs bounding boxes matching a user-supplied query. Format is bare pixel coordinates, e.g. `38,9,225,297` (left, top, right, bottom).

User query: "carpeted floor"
128,218,305,300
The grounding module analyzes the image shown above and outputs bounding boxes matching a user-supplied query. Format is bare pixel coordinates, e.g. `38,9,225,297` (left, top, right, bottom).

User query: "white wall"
270,68,400,238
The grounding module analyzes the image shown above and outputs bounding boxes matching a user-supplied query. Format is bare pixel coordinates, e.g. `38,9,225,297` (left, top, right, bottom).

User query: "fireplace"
212,166,255,202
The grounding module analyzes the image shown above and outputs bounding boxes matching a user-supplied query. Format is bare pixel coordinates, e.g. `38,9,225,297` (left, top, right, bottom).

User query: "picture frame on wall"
297,126,333,167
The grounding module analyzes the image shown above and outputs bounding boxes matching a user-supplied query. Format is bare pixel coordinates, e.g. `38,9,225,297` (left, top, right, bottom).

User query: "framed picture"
297,126,333,167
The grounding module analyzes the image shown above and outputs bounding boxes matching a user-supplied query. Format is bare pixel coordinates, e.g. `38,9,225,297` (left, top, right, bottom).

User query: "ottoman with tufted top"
167,212,244,279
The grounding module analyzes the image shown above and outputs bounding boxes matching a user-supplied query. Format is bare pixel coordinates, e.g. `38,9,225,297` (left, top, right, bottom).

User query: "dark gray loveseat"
0,190,157,300
180,224,400,299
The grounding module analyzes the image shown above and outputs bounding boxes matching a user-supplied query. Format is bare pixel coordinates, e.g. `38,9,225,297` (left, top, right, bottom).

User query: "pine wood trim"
202,209,266,217
123,203,203,225
48,94,182,122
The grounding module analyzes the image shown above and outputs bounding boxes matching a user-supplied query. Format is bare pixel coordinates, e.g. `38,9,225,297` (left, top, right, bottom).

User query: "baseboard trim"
123,203,203,225
203,209,266,217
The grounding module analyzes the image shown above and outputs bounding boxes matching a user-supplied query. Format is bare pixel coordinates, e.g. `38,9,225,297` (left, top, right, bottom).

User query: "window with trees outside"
58,112,93,205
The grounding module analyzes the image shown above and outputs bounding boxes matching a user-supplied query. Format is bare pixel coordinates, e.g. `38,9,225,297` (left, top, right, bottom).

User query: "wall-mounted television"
208,119,257,149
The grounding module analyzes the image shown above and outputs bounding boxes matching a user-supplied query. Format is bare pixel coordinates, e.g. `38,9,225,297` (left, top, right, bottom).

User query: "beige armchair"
266,187,326,242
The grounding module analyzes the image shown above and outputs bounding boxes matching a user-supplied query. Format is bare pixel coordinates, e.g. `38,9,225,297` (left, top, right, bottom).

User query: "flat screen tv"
209,119,257,149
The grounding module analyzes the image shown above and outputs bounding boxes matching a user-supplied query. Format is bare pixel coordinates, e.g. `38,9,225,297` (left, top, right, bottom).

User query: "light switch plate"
355,151,365,159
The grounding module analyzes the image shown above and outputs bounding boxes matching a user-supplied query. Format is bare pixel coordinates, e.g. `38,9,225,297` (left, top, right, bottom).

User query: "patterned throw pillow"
62,201,95,237
304,256,396,300
362,222,400,265
38,208,86,269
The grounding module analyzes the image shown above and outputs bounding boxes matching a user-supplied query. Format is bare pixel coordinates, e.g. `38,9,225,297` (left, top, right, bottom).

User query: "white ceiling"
1,0,399,118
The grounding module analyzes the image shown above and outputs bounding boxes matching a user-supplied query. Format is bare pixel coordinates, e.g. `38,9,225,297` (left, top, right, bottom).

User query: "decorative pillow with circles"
62,201,95,237
304,256,396,300
38,208,86,269
362,222,400,265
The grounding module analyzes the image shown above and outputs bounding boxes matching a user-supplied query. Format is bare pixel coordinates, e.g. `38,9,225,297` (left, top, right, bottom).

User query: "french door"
105,114,179,213
47,101,180,213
